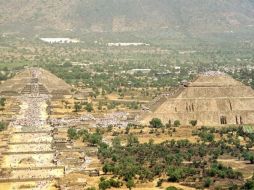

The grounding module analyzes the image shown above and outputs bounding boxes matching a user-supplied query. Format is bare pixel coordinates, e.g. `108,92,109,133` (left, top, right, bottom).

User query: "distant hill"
0,0,254,36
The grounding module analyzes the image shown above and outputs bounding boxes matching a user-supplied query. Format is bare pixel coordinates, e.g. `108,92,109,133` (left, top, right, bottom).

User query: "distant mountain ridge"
0,0,254,36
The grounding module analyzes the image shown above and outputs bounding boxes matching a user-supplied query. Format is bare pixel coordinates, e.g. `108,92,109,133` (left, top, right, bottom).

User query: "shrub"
126,179,135,190
85,103,93,112
86,187,96,190
74,102,82,112
0,122,6,131
0,97,6,106
204,177,212,187
174,120,181,127
149,118,163,128
156,179,163,187
167,166,195,182
67,127,78,140
189,120,198,127
166,187,178,190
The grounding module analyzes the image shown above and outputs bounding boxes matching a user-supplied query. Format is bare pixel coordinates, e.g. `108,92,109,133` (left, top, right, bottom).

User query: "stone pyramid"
141,72,254,126
0,68,72,96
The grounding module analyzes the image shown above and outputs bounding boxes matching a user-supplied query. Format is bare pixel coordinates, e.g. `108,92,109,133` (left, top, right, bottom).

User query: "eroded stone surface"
142,73,254,126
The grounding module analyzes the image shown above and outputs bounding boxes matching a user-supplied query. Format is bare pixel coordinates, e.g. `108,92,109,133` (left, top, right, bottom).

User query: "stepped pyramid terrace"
140,71,254,126
0,68,99,189
0,68,72,97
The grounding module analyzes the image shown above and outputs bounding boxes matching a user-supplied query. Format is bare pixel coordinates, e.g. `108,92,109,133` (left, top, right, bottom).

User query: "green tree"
126,179,135,190
0,122,6,131
88,133,102,146
199,131,214,142
127,134,139,146
174,120,181,127
241,179,254,190
67,128,78,140
189,120,198,127
74,102,82,112
108,178,121,188
167,166,194,182
204,177,212,188
243,152,254,164
166,187,178,190
102,163,114,174
86,187,96,190
86,103,94,112
99,179,111,190
156,179,163,187
0,98,6,106
149,118,163,128
78,129,89,138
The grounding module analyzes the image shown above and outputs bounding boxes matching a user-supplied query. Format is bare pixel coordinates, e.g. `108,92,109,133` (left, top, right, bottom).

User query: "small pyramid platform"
141,72,254,126
0,68,72,97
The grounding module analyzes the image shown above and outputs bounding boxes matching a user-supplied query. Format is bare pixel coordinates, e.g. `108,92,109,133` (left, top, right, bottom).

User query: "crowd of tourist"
96,112,129,128
49,114,95,126
49,112,131,128
12,95,49,127
1,69,62,187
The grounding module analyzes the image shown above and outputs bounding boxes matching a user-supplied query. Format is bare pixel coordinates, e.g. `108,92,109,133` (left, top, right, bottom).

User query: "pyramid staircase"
38,84,49,94
21,84,32,94
21,83,49,95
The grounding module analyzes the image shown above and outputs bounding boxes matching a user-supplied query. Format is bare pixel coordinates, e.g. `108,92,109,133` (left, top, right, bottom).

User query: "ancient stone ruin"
0,68,94,189
0,68,72,98
141,71,254,126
